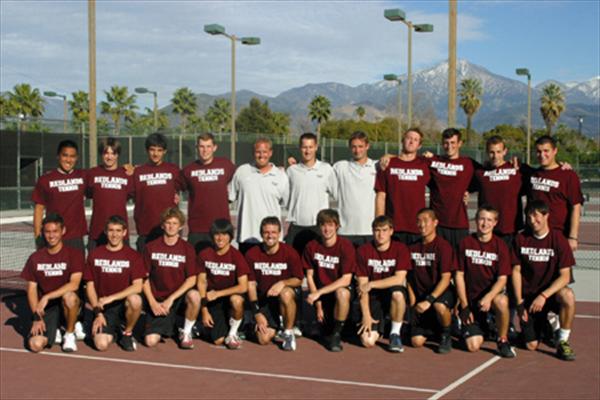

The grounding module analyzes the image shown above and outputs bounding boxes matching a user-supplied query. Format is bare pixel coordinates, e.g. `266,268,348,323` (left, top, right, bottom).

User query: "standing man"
455,206,515,358
229,137,289,254
86,138,133,250
408,208,456,354
132,133,184,253
142,207,200,349
246,217,304,351
333,131,378,246
197,219,249,349
32,140,87,251
85,215,145,352
286,132,337,253
21,213,84,353
512,200,576,361
375,128,430,245
356,216,411,352
303,209,356,352
182,133,236,253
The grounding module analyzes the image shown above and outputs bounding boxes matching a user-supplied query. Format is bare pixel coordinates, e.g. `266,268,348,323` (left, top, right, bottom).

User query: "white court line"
428,356,501,400
575,314,600,319
0,347,438,394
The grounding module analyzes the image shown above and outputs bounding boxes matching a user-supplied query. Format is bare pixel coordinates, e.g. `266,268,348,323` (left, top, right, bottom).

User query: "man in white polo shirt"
229,137,289,254
333,131,377,246
286,132,337,254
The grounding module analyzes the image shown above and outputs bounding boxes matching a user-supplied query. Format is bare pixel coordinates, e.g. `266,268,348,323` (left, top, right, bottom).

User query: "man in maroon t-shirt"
512,200,576,361
132,133,184,253
86,137,133,250
375,129,430,245
142,207,200,349
408,208,457,354
356,216,411,352
197,219,249,349
32,140,87,251
246,217,303,351
183,133,236,253
456,206,514,358
21,213,84,353
85,215,145,352
303,209,356,352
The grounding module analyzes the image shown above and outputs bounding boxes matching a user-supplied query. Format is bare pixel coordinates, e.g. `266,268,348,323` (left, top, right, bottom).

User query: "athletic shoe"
293,325,303,337
557,340,576,361
119,333,137,352
191,324,201,339
225,334,242,350
326,332,343,352
62,332,77,353
55,329,62,345
274,330,285,343
436,334,452,354
388,333,404,353
74,321,86,341
281,332,296,351
178,329,194,350
497,339,516,358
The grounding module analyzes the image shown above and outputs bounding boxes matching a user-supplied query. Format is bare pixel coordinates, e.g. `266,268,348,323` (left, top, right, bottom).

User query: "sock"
558,328,571,342
284,329,294,336
441,326,451,337
391,321,402,336
183,319,195,335
333,320,345,335
228,318,242,337
548,312,561,331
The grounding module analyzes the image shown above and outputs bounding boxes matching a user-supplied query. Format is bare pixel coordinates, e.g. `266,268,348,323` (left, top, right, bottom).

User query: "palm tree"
100,85,138,135
540,83,565,135
8,83,45,130
0,93,16,121
171,87,197,133
355,105,366,121
205,98,231,135
68,90,89,134
308,95,331,141
459,78,483,144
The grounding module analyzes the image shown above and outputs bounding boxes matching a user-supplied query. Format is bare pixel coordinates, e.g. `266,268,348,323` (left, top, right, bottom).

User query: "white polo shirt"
229,162,289,243
286,160,337,227
333,158,377,235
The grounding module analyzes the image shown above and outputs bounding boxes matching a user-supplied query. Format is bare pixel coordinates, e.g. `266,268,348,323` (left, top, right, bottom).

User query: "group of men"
22,127,582,361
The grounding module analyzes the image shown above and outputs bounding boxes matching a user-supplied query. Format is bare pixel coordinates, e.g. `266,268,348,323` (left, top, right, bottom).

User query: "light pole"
44,91,68,133
578,115,583,136
449,0,457,127
516,68,532,164
384,8,433,128
384,74,402,152
135,87,158,131
88,0,97,168
204,23,260,164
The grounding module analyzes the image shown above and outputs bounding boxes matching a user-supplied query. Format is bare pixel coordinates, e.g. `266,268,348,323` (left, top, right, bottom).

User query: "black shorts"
319,286,353,334
393,231,420,246
257,296,282,329
206,296,241,342
437,227,469,250
339,235,372,247
188,232,213,254
143,295,185,338
362,286,408,334
520,294,561,343
285,224,319,255
99,300,126,337
410,288,456,338
462,308,492,339
29,299,61,347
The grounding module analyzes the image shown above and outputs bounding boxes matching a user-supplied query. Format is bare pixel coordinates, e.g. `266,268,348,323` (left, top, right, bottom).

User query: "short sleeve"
184,244,198,277
511,235,522,266
374,168,387,193
496,239,512,276
228,170,240,202
355,246,369,277
83,254,94,282
396,243,412,271
302,243,315,271
287,246,305,280
340,240,357,275
31,177,47,205
130,251,147,281
143,247,153,274
566,171,584,206
175,167,186,192
20,256,36,282
69,248,85,274
327,165,338,201
234,250,250,278
556,233,576,270
439,241,456,273
457,239,467,272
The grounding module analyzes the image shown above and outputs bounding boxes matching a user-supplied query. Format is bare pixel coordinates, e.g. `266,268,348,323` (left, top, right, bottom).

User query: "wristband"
459,305,471,320
250,301,260,314
517,302,526,315
93,306,103,317
568,237,578,241
32,313,41,322
540,293,548,300
425,294,437,304
200,297,208,308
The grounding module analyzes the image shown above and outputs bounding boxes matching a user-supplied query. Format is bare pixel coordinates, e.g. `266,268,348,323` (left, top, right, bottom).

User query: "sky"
1,0,599,110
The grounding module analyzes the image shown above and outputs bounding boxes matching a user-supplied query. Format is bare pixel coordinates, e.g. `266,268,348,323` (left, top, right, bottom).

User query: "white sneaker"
55,329,62,344
292,325,303,337
74,321,86,341
224,334,242,350
62,332,78,353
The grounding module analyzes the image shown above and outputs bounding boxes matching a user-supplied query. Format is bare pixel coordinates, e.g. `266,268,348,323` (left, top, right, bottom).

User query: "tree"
271,112,291,137
7,83,45,131
459,78,483,144
188,115,209,134
68,90,89,134
540,83,565,135
308,95,332,141
482,124,526,156
171,87,197,133
100,85,138,135
0,93,16,121
355,106,366,121
236,97,289,136
205,98,231,135
125,108,170,135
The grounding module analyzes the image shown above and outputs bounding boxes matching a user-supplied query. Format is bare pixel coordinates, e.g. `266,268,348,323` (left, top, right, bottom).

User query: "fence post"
128,136,133,164
16,129,21,210
179,135,183,168
330,138,334,163
321,138,326,162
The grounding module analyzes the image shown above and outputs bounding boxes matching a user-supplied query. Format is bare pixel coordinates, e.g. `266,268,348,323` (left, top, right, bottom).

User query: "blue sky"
1,1,598,110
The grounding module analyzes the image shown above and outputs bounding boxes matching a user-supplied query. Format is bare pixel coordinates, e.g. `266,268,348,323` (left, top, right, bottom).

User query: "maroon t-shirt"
86,166,132,240
197,246,250,291
84,245,146,298
245,243,304,297
131,162,184,236
511,229,575,298
356,241,412,280
408,236,456,298
375,157,430,233
31,169,87,240
458,234,511,303
474,161,523,235
428,156,475,229
21,245,84,296
182,158,236,233
525,167,584,235
302,237,356,288
143,237,197,300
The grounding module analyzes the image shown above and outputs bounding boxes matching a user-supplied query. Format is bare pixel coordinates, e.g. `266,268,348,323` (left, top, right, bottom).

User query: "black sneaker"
326,333,343,352
497,339,516,358
388,333,404,353
436,334,452,354
119,333,137,352
556,340,576,361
